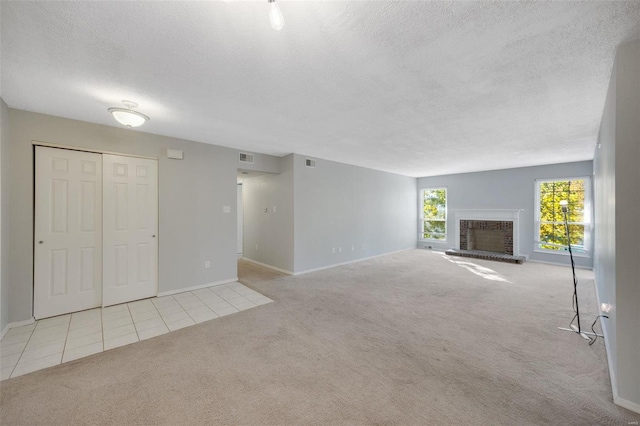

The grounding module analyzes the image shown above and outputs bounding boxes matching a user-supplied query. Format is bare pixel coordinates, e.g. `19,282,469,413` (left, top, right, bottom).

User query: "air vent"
305,158,316,168
239,152,254,164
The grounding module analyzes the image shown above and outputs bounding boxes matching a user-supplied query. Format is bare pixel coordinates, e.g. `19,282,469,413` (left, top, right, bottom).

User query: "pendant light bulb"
269,0,284,31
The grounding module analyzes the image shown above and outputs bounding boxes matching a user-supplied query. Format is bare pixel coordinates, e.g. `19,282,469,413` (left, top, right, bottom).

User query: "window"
421,188,447,240
535,178,591,254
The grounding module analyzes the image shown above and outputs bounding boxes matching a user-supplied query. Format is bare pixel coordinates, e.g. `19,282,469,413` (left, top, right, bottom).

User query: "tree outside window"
537,178,590,253
421,188,446,240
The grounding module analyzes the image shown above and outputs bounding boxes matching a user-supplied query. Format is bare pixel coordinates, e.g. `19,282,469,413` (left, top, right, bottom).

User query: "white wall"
5,109,280,323
0,98,8,333
242,155,295,273
595,39,640,411
594,53,618,394
417,161,594,268
292,154,417,273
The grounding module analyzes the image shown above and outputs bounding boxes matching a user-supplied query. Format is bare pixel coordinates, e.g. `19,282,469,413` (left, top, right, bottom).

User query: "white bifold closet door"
34,146,103,319
102,154,158,307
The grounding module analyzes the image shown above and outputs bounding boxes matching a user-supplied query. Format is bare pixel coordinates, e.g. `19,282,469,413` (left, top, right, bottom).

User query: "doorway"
237,183,243,257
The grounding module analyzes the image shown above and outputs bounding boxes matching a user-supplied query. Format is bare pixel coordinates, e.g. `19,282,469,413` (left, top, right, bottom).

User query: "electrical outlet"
351,245,355,251
273,206,277,213
332,248,336,254
205,261,211,268
255,244,259,250
223,206,231,213
338,247,342,253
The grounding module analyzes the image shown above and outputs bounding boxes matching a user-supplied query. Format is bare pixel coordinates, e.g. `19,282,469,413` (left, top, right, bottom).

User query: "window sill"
420,238,448,243
533,248,591,259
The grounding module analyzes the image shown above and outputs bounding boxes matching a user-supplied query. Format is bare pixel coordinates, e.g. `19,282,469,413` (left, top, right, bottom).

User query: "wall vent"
239,152,254,164
305,158,316,168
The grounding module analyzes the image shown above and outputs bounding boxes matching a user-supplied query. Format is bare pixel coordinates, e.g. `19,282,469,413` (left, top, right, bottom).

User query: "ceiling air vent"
239,152,254,164
305,158,316,168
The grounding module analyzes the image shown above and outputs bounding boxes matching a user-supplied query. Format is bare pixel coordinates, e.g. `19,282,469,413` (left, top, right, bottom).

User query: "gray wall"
417,161,594,268
595,39,640,409
5,109,282,323
0,98,8,332
293,154,417,273
242,155,295,272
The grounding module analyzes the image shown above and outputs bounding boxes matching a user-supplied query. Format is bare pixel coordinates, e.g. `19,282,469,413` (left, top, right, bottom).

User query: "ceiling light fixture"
268,0,284,31
108,100,150,128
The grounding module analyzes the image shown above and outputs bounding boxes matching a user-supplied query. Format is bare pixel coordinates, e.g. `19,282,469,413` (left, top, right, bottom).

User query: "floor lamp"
557,200,592,340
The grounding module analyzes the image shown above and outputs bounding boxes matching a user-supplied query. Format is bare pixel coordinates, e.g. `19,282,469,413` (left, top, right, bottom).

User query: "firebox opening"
460,220,514,255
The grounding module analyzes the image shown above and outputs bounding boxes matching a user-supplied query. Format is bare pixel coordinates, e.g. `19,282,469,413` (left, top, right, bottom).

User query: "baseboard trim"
593,278,618,398
593,278,640,415
241,258,294,275
1,317,36,341
242,248,416,277
420,247,447,253
528,259,593,270
156,278,238,297
293,247,415,276
614,395,640,415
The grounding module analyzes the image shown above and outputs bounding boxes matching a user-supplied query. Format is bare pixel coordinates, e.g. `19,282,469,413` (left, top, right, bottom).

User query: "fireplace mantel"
454,209,523,256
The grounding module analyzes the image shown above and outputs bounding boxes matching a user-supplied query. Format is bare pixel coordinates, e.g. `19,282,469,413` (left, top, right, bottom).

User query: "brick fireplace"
453,209,523,257
460,220,514,255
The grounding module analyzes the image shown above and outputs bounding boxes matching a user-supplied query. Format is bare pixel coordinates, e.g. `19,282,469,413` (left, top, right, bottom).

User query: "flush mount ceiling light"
108,100,150,128
268,0,284,31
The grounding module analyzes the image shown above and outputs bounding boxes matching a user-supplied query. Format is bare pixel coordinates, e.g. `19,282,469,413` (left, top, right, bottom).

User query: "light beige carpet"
1,250,638,425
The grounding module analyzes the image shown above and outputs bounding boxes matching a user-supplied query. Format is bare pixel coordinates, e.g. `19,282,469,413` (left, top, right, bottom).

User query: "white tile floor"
0,282,272,381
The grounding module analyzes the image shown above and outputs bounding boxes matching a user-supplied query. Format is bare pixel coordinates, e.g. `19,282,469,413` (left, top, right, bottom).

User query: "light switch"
223,206,231,213
273,206,277,213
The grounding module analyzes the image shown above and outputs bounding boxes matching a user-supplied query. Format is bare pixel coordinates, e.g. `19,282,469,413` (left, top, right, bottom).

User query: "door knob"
38,241,43,244
152,235,156,238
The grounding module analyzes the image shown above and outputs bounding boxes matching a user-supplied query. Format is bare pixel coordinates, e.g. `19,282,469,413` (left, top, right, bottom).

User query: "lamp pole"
557,200,590,340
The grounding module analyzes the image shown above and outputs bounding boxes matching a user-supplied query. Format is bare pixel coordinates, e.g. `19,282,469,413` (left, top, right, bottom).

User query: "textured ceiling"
2,1,639,177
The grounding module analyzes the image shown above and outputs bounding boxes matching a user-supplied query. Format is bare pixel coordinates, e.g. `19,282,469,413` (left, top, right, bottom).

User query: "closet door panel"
34,147,102,319
103,155,158,306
